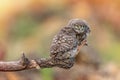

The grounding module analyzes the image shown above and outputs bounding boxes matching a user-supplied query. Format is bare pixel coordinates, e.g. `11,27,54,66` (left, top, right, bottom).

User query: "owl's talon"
84,41,88,46
81,39,88,46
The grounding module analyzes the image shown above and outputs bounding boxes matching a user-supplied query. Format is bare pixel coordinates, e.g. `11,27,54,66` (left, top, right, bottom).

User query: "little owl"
50,19,90,68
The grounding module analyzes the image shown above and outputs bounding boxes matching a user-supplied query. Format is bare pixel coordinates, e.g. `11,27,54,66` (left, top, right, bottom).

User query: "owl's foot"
82,39,87,45
84,41,88,46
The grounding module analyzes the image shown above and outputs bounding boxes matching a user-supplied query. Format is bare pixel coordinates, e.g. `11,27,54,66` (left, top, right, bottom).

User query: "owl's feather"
50,27,77,57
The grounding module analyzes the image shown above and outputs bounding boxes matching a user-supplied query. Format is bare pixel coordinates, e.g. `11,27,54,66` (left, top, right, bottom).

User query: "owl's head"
68,19,90,34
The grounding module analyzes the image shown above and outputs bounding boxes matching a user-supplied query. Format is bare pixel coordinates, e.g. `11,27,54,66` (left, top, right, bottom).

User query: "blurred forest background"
0,0,120,80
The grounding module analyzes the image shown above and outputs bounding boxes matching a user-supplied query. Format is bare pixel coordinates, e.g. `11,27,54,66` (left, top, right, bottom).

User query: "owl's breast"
50,33,78,57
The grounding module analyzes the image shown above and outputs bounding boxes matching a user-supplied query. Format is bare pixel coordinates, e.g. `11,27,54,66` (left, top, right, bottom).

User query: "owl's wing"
50,34,77,57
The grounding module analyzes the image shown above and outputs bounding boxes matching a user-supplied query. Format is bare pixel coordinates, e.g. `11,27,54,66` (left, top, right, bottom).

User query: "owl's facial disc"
68,19,90,34
73,24,86,34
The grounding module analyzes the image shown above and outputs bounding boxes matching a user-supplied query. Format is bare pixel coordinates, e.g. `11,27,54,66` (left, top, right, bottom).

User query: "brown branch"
0,41,86,72
0,54,55,71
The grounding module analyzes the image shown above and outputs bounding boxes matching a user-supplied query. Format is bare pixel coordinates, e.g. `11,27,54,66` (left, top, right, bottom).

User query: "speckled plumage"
50,19,90,61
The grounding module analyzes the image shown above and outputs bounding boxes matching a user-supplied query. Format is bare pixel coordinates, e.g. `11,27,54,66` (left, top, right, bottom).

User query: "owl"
50,19,90,67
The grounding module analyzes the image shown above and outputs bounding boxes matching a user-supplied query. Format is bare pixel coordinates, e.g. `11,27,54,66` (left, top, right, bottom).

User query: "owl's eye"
80,25,84,28
74,24,79,29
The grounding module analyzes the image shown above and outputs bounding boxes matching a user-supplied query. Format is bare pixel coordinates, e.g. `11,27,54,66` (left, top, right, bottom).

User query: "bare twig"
0,54,54,71
0,41,86,72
